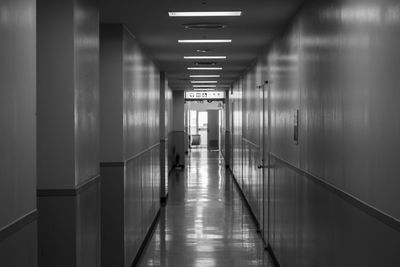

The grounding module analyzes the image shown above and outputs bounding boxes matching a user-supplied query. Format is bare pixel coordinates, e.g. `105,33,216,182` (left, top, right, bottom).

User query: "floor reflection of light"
218,166,223,190
206,234,224,240
146,258,160,266
195,245,217,252
165,234,172,241
195,258,216,267
187,198,210,202
139,150,270,266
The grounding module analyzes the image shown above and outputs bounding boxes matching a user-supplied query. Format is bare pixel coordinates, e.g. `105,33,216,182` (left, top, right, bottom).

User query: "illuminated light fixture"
190,75,220,78
184,56,226,59
193,85,217,87
193,88,216,91
191,81,217,83
169,11,242,17
178,39,231,43
188,67,222,70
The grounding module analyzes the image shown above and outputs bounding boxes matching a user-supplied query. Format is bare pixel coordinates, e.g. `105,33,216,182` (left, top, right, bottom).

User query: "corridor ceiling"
99,0,305,91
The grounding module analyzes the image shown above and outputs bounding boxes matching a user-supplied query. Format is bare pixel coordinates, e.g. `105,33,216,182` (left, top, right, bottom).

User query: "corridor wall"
230,0,400,266
100,24,161,267
0,0,37,265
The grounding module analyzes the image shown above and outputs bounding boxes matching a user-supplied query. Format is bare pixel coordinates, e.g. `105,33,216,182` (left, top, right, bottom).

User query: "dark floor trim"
265,244,281,267
270,153,400,233
131,208,161,267
227,168,260,231
227,167,280,267
168,167,175,176
37,175,100,197
0,210,37,242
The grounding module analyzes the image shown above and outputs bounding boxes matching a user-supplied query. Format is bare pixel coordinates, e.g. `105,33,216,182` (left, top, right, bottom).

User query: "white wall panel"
74,0,100,186
0,0,36,228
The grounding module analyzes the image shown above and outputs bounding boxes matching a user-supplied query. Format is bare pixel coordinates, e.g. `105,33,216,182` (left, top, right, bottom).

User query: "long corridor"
138,150,272,267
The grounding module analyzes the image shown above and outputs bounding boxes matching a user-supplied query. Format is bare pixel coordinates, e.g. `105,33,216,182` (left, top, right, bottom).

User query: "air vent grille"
193,62,217,66
183,23,227,30
196,49,212,53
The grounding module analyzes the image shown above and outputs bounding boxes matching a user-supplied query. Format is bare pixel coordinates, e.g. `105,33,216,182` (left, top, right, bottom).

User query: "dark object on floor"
191,134,201,146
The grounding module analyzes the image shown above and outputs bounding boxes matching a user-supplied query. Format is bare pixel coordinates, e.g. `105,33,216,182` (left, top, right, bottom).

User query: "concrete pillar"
207,110,219,149
99,24,126,267
100,24,161,267
37,0,100,190
171,91,185,167
36,0,100,265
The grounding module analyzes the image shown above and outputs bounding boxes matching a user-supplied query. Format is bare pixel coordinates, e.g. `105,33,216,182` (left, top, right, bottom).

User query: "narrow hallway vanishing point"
138,150,272,267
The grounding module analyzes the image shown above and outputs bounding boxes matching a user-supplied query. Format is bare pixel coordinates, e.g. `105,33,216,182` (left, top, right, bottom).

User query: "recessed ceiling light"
191,81,218,84
193,85,217,87
169,11,242,17
193,88,216,91
178,39,231,43
188,67,222,70
184,56,226,59
190,75,220,78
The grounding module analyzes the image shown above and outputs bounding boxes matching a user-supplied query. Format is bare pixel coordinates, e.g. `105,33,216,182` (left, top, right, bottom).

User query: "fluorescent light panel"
188,67,222,70
193,88,215,91
184,56,226,59
191,81,217,83
193,85,217,87
190,75,220,78
178,39,231,43
169,11,242,17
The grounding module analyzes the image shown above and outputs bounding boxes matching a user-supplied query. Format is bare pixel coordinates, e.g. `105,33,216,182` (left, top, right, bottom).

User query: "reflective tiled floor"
138,150,273,267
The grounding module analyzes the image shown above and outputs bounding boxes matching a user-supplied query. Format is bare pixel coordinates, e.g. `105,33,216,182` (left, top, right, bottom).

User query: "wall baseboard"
130,209,161,267
265,244,280,267
227,168,261,231
0,210,37,242
37,175,100,197
227,167,280,266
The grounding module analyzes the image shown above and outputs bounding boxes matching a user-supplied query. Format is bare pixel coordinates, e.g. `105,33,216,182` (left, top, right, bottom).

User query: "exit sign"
185,91,225,100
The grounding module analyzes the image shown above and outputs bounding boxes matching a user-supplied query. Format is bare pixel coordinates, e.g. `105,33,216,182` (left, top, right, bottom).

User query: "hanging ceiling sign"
185,91,225,100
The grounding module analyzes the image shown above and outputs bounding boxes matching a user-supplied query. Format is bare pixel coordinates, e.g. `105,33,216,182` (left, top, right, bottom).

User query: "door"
188,110,197,136
256,85,265,234
260,81,270,243
207,110,219,150
198,111,208,148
